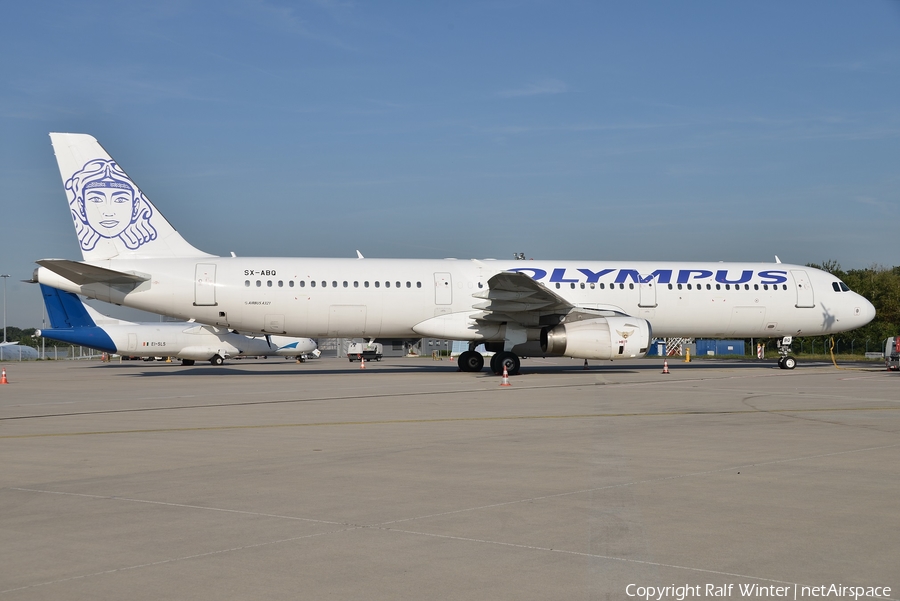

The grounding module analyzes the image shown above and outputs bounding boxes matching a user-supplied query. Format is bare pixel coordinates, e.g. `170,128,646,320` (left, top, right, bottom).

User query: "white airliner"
36,284,318,365
34,133,875,374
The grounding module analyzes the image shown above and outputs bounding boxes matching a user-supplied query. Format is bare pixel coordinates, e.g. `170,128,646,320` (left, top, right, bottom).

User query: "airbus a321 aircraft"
37,284,318,365
34,133,875,374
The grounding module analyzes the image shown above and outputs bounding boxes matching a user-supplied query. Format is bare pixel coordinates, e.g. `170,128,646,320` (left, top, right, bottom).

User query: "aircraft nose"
853,296,876,327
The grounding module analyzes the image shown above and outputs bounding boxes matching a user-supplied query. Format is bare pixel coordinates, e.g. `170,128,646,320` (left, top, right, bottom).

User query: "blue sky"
2,1,900,327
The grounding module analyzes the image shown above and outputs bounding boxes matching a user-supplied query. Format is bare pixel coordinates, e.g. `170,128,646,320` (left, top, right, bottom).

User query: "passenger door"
434,272,452,305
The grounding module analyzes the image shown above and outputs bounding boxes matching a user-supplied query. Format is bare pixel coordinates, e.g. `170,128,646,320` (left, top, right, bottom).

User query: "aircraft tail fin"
49,133,215,261
40,284,96,329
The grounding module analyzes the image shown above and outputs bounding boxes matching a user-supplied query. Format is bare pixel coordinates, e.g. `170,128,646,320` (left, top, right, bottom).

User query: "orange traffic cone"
500,364,511,386
360,357,366,370
662,360,669,374
1,368,8,384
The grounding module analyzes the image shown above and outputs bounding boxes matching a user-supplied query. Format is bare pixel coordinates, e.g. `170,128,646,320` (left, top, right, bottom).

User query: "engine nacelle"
541,316,651,360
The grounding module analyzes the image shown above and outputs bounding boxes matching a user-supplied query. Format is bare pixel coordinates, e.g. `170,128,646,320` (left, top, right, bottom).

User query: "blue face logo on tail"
65,159,157,251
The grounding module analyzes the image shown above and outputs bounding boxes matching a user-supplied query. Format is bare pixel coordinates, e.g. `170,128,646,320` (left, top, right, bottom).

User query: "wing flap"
469,272,576,328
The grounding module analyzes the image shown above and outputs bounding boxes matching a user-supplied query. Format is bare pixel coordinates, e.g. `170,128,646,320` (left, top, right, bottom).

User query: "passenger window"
365,281,369,288
332,281,337,288
256,280,261,287
385,281,390,288
406,282,411,288
278,280,283,287
754,284,759,290
706,284,711,290
244,280,250,287
354,281,359,288
571,283,576,289
716,284,721,290
289,280,294,288
267,280,272,287
311,281,316,287
668,284,673,290
375,281,380,288
725,284,730,290
590,283,595,289
321,281,326,287
783,284,788,290
629,283,634,289
555,283,560,289
619,284,625,289
763,284,768,290
477,282,483,288
417,282,422,288
580,283,585,289
396,281,401,288
300,281,305,288
343,281,348,288
677,284,682,290
687,284,692,290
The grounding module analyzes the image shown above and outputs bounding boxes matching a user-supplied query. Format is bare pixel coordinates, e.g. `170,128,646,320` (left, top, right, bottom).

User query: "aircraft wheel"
181,359,195,366
458,350,484,372
777,357,785,369
783,356,797,370
494,351,520,376
210,354,224,366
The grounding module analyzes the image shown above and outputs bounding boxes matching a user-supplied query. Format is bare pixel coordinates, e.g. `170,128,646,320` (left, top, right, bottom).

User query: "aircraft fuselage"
36,257,875,341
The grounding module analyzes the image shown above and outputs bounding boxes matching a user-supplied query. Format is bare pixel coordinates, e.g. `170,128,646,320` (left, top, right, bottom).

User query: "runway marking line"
3,365,885,422
0,527,360,595
2,405,899,439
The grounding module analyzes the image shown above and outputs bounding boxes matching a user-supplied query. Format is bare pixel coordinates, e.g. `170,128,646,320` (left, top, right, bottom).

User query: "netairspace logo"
625,584,892,601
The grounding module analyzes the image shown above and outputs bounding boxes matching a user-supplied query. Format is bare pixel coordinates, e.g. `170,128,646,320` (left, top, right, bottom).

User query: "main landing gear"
490,351,520,376
457,350,484,372
776,337,797,370
457,350,521,375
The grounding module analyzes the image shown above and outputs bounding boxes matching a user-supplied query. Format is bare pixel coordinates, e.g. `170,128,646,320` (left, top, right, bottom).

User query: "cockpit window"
839,282,850,292
832,282,840,292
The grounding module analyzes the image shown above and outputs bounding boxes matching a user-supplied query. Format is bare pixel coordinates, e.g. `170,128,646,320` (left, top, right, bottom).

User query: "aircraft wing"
471,271,575,326
472,271,633,328
36,259,150,286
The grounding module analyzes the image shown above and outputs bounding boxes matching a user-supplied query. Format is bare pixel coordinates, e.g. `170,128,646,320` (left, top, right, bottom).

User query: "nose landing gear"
776,337,797,370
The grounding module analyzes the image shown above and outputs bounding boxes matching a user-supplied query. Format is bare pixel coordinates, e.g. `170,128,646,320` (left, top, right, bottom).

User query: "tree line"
799,261,900,354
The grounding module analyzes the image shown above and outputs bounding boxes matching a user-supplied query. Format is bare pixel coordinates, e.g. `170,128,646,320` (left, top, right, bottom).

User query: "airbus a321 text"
34,133,875,374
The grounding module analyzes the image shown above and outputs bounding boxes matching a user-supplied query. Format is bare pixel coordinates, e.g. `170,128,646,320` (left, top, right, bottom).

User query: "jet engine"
541,315,651,360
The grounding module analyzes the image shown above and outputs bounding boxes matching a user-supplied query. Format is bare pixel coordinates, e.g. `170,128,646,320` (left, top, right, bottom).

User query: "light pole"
1,274,9,343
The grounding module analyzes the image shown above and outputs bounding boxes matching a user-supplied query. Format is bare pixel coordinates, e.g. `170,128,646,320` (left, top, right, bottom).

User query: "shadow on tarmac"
85,357,860,378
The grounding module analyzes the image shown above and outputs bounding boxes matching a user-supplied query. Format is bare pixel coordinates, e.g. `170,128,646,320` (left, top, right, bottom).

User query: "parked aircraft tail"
49,133,214,261
38,285,117,352
41,283,96,329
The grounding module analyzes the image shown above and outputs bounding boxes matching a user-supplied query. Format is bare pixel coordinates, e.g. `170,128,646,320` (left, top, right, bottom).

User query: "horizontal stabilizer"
36,259,150,286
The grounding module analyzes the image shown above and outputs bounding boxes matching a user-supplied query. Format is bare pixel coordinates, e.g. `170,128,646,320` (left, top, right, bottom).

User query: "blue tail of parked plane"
41,284,96,329
38,285,116,352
